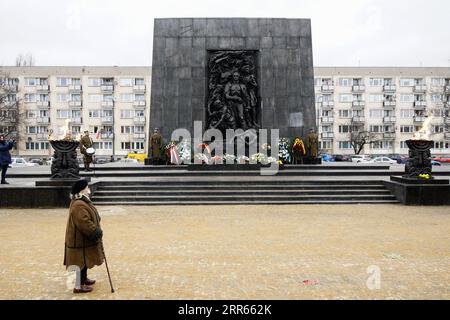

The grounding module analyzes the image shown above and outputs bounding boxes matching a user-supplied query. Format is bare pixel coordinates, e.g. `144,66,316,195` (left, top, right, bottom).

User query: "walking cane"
100,240,115,293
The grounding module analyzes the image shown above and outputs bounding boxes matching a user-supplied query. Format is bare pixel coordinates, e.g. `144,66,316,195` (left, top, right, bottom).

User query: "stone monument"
149,18,316,147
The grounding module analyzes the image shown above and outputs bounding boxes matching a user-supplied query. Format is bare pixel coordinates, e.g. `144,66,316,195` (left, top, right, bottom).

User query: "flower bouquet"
224,153,236,163
237,155,250,164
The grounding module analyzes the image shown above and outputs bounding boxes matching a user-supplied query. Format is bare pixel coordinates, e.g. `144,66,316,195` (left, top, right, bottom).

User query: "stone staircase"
91,180,399,205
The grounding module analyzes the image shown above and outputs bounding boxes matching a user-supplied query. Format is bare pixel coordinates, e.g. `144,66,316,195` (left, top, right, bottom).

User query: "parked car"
431,160,441,166
322,154,334,162
45,157,54,165
390,154,408,164
369,156,397,164
10,157,38,167
333,154,351,162
28,158,44,165
351,155,372,163
118,158,139,164
432,156,450,163
94,158,108,164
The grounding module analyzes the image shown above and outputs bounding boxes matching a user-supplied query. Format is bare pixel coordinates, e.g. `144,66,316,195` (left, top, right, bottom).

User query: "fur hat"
71,179,89,195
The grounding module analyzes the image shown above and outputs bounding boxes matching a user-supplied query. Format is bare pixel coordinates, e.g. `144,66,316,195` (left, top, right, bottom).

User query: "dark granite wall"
150,18,315,142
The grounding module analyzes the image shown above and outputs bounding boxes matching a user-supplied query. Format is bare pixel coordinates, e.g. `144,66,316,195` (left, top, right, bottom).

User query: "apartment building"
2,66,450,159
315,67,450,156
0,66,151,159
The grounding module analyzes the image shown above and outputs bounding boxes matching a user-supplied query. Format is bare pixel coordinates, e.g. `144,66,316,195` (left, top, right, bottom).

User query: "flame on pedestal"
412,113,432,141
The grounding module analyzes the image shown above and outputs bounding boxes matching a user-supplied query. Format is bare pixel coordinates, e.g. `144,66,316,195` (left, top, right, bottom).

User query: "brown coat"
63,197,104,269
80,135,94,163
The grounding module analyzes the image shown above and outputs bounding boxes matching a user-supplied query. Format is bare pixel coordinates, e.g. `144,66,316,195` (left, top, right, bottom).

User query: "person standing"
307,128,319,160
64,179,104,293
149,128,163,165
0,135,15,185
80,130,94,171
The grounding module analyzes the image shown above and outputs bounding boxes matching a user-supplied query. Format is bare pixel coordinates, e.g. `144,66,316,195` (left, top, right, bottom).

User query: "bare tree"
15,53,35,67
348,119,381,155
0,68,25,153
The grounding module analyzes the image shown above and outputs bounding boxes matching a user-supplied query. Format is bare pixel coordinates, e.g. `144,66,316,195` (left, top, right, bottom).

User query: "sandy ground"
0,204,449,300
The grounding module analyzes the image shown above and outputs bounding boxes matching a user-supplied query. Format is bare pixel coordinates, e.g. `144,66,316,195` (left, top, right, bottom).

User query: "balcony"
36,133,48,140
321,85,334,92
36,117,50,124
36,100,49,107
321,116,334,124
444,132,450,140
133,101,146,108
133,133,146,140
352,100,365,107
383,85,396,92
69,101,82,108
414,85,427,92
71,118,82,125
101,133,114,139
133,84,146,92
413,116,426,123
133,116,146,124
383,132,396,140
383,101,396,108
352,85,365,92
4,84,18,92
383,116,396,123
445,85,450,93
414,101,427,109
36,84,49,91
101,100,114,108
321,132,334,139
352,116,365,123
445,117,450,124
101,116,113,124
69,84,82,92
101,84,114,92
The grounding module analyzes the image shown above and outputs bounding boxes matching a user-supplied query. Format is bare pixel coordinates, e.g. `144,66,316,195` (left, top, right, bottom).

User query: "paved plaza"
0,204,448,300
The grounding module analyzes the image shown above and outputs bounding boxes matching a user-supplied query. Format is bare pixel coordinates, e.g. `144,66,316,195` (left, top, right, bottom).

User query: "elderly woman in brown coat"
64,179,104,293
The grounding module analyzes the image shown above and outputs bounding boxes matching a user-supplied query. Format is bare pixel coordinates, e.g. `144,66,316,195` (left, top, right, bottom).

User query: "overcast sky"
1,0,449,67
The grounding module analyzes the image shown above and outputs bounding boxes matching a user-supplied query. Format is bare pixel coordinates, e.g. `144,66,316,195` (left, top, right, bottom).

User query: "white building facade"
0,66,151,159
315,67,450,156
2,66,450,159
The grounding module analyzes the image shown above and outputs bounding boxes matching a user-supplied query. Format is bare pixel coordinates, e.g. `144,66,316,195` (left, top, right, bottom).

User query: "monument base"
35,177,91,187
383,176,450,205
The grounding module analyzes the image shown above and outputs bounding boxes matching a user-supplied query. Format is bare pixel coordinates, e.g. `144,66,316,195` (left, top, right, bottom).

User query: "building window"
369,109,383,118
120,110,134,119
338,110,351,118
120,94,133,102
24,94,36,103
400,109,414,118
89,110,101,118
338,141,352,149
338,78,352,86
433,126,444,133
338,125,351,133
89,78,101,86
400,126,414,133
400,78,414,87
369,94,383,103
135,78,145,85
431,78,444,86
339,94,353,103
88,94,102,102
24,78,37,86
57,78,71,86
119,78,133,86
369,78,383,86
57,110,70,119
400,94,414,103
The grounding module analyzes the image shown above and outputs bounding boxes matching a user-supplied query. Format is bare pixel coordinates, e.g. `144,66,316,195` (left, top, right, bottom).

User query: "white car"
369,156,397,164
351,155,372,163
118,158,140,164
10,157,38,167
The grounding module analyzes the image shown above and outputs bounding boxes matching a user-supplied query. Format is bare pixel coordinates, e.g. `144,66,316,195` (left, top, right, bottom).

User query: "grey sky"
1,0,449,67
